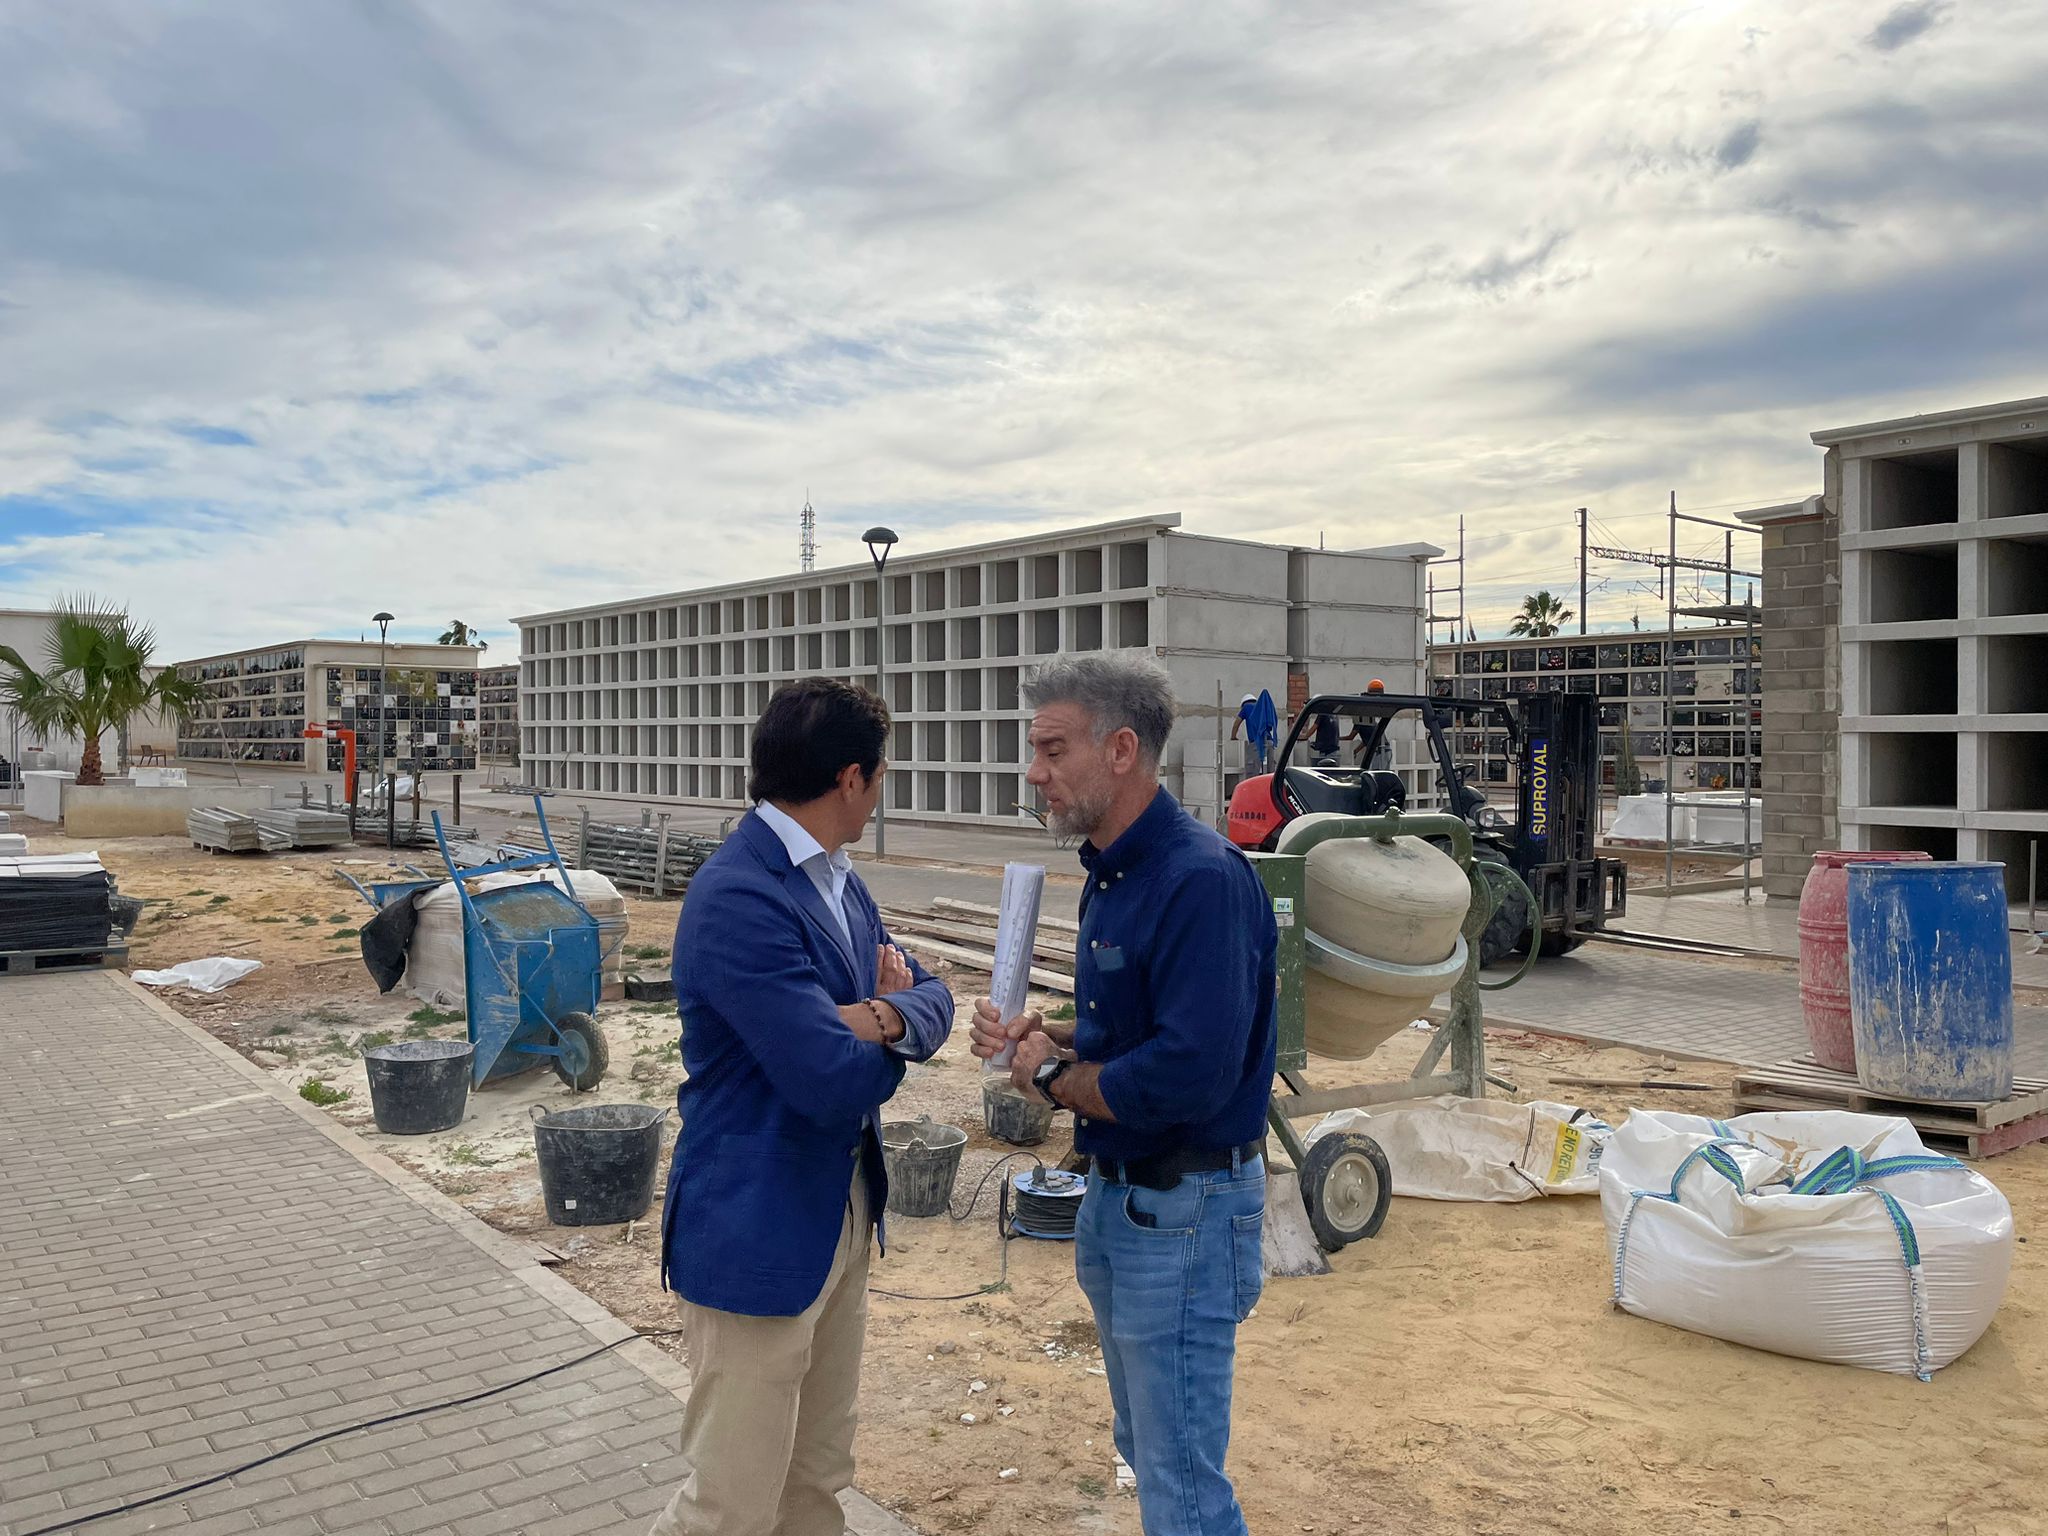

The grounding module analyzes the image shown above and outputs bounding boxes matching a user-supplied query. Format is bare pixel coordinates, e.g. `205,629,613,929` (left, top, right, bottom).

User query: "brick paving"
1475,941,2048,1074
0,972,909,1536
1623,887,2048,990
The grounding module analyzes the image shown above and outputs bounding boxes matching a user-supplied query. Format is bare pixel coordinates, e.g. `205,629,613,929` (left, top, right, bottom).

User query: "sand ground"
39,826,2048,1536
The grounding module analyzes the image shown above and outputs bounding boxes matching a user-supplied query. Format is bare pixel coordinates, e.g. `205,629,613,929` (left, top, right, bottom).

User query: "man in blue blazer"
649,678,953,1536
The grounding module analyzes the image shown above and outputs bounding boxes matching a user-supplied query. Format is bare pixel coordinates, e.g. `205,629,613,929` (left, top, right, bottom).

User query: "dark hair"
748,678,890,804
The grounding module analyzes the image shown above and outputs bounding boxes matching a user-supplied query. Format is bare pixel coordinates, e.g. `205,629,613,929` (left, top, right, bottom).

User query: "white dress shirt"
754,799,855,951
754,800,915,1057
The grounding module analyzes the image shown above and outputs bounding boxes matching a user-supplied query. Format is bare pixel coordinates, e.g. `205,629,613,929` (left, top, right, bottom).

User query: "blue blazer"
660,810,954,1316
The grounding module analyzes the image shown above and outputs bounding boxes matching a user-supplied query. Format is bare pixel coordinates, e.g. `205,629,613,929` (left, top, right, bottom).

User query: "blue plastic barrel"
1846,861,2013,1102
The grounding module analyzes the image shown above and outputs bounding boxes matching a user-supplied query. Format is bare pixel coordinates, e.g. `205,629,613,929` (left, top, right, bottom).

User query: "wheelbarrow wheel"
552,1012,609,1092
1300,1132,1391,1252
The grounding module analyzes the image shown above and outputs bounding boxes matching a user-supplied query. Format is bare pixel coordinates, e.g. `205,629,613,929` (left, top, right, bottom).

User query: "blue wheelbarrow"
424,804,609,1091
337,799,611,1091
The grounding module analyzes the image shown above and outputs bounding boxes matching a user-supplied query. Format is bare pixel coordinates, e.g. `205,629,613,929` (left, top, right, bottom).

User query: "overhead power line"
1585,544,1762,581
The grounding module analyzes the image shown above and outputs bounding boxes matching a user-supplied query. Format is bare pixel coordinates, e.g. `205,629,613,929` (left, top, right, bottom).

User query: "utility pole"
1724,531,1733,606
1577,507,1589,635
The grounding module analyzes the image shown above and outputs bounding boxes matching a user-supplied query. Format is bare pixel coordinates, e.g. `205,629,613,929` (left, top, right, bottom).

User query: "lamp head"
862,527,899,570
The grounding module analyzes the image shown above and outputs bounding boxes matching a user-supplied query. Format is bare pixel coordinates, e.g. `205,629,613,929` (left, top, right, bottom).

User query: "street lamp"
373,612,394,847
863,527,898,856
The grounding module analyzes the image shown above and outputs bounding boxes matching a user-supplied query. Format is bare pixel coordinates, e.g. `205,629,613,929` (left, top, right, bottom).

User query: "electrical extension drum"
1007,1167,1086,1240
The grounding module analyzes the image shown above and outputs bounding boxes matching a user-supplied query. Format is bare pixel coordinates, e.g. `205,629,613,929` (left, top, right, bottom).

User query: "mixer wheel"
1300,1132,1392,1251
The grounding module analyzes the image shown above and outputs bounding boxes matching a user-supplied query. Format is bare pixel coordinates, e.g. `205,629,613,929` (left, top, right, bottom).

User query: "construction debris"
355,818,476,850
877,900,1078,993
499,816,720,898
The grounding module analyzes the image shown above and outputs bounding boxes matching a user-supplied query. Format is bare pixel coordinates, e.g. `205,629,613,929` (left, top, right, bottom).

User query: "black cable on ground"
867,1149,1046,1302
16,1326,687,1536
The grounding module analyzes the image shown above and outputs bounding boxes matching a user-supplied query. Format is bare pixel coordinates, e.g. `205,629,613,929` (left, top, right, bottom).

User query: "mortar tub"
531,1102,669,1226
363,1039,474,1135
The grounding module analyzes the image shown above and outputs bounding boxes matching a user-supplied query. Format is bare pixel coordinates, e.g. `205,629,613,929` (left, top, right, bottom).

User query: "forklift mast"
1505,691,1601,879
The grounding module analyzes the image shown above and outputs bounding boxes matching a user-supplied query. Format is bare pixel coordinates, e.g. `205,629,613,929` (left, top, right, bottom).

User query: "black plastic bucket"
531,1103,669,1226
363,1039,473,1135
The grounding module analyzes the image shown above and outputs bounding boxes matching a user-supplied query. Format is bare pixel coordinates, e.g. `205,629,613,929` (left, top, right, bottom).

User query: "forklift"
1229,684,1625,965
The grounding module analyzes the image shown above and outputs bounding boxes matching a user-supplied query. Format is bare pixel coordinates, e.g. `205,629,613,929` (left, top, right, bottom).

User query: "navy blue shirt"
1073,788,1279,1161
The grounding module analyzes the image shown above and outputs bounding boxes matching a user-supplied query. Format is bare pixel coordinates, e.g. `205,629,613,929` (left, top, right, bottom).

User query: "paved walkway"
1474,941,2048,1073
0,972,909,1536
1625,887,2048,990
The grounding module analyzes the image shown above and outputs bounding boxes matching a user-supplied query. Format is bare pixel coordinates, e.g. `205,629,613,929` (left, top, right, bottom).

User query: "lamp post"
863,526,899,856
373,611,394,848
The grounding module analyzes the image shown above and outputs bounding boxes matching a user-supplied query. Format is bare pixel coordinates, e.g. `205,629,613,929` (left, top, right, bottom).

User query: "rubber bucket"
880,1118,968,1218
531,1103,669,1226
983,1078,1056,1147
363,1040,473,1135
1847,861,2014,1102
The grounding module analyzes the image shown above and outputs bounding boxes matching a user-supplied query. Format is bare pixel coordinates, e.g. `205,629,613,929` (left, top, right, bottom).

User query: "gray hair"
1022,653,1176,764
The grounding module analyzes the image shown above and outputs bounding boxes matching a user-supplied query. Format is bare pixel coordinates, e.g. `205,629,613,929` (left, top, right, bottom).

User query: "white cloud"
0,0,2044,653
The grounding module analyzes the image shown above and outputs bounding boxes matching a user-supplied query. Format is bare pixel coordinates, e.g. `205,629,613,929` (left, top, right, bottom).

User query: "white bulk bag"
1602,1110,2012,1379
1309,1096,1612,1202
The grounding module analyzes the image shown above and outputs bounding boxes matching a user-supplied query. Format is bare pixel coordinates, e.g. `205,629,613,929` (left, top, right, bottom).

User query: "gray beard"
1047,789,1114,842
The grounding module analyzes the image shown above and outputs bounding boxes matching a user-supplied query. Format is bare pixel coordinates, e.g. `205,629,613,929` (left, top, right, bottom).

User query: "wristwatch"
1032,1056,1070,1104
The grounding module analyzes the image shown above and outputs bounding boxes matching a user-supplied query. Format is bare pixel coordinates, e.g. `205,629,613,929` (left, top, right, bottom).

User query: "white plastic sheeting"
1602,1110,2012,1379
133,957,263,993
1308,1096,1613,1202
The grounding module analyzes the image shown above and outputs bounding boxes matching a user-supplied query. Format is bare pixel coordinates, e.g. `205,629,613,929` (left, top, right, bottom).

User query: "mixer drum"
1280,825,1471,1059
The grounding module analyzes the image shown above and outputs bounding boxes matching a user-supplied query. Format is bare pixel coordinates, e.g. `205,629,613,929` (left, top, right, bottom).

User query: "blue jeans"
1076,1158,1265,1536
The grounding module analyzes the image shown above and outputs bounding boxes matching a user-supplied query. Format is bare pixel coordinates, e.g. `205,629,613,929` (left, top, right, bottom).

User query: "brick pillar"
1758,502,1841,899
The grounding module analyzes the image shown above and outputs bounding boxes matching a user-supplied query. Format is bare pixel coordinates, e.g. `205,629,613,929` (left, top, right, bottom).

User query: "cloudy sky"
2,0,2044,656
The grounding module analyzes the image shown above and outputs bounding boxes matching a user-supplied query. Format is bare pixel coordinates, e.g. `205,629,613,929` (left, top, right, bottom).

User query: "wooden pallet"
1732,1055,2048,1159
1,943,129,978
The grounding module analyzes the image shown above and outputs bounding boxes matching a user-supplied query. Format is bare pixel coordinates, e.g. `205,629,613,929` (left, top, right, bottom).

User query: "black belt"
1091,1140,1264,1191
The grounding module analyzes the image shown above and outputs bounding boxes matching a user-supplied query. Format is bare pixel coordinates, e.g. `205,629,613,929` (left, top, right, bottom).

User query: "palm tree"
1508,590,1574,638
0,598,204,786
438,621,477,646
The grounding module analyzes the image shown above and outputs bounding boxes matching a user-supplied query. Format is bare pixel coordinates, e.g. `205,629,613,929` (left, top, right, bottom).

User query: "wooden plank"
877,910,1077,964
1732,1055,2048,1130
932,896,1080,935
889,934,1075,995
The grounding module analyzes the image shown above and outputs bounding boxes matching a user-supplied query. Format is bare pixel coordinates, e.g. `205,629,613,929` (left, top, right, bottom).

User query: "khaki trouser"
649,1174,871,1536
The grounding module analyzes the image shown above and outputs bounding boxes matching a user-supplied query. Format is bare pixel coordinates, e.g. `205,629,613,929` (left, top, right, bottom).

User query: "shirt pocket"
1079,939,1146,1047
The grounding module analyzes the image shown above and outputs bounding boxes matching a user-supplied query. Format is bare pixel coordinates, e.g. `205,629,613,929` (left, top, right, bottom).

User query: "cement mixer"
1251,806,1537,1268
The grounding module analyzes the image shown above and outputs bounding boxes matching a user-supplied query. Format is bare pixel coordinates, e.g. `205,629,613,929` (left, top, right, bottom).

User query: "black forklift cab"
1265,687,1625,961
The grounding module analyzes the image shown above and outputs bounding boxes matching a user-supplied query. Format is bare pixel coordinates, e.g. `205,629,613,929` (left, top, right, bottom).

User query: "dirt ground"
41,826,2048,1536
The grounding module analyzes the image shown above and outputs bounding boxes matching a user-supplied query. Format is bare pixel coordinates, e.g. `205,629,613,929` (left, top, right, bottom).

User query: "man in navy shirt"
972,653,1278,1536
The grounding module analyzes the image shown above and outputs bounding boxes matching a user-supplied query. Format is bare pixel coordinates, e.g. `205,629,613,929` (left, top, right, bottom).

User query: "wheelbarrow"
424,803,609,1092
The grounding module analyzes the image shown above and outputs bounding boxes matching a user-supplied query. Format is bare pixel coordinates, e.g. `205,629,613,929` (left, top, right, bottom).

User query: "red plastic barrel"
1798,849,1932,1072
